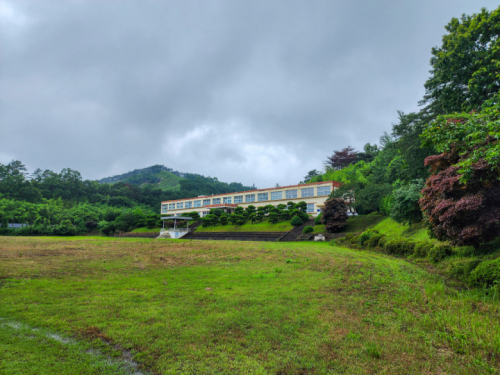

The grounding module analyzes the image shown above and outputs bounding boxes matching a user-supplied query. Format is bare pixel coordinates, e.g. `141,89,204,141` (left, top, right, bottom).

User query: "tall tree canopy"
422,7,500,114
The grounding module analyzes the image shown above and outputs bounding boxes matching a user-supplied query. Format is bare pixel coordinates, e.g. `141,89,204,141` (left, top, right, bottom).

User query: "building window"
258,193,268,201
317,186,331,196
194,200,201,207
223,197,232,204
212,198,221,205
245,194,255,203
185,201,192,208
286,189,297,199
177,202,184,209
161,205,168,213
301,188,314,198
271,191,282,200
203,199,211,206
168,203,175,210
234,195,243,204
307,203,314,213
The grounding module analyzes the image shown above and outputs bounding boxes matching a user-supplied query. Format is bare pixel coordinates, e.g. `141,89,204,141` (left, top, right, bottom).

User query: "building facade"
160,181,340,217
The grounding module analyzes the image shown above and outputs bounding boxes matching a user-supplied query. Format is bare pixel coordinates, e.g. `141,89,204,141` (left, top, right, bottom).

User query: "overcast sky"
1,0,496,187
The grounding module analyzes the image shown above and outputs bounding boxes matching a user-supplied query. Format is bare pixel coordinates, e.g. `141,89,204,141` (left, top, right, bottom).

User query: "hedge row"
344,229,452,262
341,230,500,289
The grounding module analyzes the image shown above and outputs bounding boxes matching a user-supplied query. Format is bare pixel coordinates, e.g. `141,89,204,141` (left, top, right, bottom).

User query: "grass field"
131,227,162,233
1,236,499,374
196,219,293,232
372,218,435,243
313,215,386,234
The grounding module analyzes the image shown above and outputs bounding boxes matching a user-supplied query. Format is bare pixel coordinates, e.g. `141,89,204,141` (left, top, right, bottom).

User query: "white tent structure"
160,216,192,238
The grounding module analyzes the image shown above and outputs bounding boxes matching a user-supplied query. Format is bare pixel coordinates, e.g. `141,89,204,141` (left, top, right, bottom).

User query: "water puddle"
0,317,147,375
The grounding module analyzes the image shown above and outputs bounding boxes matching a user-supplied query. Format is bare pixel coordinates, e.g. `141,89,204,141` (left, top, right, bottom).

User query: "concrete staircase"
279,219,315,242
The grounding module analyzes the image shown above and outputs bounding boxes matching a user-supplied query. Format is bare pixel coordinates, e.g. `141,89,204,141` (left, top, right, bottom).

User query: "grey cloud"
1,0,498,187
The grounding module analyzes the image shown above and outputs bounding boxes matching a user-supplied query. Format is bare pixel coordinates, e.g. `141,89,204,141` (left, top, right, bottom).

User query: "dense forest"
98,164,255,193
307,7,500,248
0,162,254,235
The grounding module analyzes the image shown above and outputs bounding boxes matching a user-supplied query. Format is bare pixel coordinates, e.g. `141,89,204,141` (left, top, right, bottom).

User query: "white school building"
160,181,341,217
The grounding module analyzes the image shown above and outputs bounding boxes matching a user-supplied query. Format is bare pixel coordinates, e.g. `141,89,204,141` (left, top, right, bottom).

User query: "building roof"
161,180,340,204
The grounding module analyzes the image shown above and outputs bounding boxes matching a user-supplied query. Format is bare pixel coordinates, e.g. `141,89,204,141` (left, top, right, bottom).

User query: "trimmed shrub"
291,216,303,227
383,238,416,256
303,226,313,234
365,234,385,248
358,229,379,245
428,244,453,263
314,214,323,225
476,238,500,256
349,235,360,244
413,241,434,258
469,258,500,287
377,235,389,248
449,259,483,282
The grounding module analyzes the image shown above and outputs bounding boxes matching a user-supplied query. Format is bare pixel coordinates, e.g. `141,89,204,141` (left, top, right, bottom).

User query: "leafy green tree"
245,205,256,216
1,215,9,229
228,214,238,225
256,207,266,220
291,216,303,227
234,214,246,225
187,211,200,221
264,205,274,214
145,216,156,229
303,170,321,183
201,217,212,227
287,202,296,210
280,210,291,221
422,7,500,114
379,194,393,216
53,219,76,236
207,214,218,226
210,208,224,217
85,221,98,232
390,180,425,226
219,214,228,226
268,213,279,224
353,184,392,215
295,201,307,212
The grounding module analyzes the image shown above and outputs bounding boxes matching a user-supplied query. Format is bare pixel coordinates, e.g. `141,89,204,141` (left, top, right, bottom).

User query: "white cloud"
0,1,28,27
162,121,319,188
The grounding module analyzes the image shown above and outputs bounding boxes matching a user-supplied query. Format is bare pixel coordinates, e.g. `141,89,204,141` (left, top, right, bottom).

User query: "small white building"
160,181,340,217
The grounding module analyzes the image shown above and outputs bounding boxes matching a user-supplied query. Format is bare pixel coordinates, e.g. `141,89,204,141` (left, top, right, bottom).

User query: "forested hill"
98,164,255,194
98,165,183,189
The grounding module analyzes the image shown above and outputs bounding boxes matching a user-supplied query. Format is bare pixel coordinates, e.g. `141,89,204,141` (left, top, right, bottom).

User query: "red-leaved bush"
419,144,500,247
321,198,349,233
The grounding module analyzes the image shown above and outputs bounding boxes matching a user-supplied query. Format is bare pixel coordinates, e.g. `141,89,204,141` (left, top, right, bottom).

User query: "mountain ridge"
99,165,256,195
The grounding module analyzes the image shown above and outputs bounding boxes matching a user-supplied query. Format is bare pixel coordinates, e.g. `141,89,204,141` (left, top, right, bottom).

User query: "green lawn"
372,217,437,243
312,215,386,234
1,237,499,374
196,219,293,232
131,227,162,233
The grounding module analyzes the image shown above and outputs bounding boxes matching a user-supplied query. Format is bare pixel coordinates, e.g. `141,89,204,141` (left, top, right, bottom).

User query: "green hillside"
98,165,183,191
98,164,254,194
